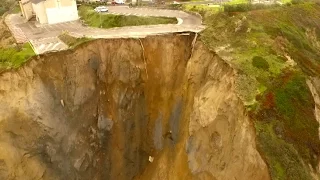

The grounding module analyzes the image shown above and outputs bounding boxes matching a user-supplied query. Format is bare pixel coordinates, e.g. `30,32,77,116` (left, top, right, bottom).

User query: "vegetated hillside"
201,2,320,179
0,0,15,16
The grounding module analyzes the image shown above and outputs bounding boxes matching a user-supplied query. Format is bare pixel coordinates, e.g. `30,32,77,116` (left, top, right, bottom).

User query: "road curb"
177,18,183,25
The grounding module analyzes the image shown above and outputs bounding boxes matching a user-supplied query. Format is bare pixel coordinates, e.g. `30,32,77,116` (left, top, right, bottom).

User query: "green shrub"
252,56,269,70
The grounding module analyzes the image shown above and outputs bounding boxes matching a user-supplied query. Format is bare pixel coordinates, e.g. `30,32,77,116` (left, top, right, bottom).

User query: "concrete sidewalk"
5,14,28,43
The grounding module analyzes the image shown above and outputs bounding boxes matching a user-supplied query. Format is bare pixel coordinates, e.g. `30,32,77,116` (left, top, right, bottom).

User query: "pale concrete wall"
20,0,33,21
26,0,78,24
44,0,73,7
32,2,48,24
45,1,79,24
60,0,73,7
44,0,57,8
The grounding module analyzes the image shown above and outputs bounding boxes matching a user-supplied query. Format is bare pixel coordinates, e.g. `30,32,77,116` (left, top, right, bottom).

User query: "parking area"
17,20,88,40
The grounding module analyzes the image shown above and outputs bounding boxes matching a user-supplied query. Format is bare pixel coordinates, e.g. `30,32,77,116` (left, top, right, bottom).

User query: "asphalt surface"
6,6,204,54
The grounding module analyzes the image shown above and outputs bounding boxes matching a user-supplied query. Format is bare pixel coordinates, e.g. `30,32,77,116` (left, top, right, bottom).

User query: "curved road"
6,6,204,54
74,6,204,39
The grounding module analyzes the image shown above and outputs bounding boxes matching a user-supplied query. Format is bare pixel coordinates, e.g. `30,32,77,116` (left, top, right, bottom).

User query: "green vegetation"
223,3,280,12
255,71,319,179
226,0,248,5
0,0,16,16
0,7,6,16
281,0,292,3
0,0,32,70
11,4,21,14
198,1,320,179
226,0,291,5
252,56,269,70
291,0,305,4
183,4,221,16
255,120,312,180
167,4,183,9
0,43,35,69
78,5,177,28
58,33,92,49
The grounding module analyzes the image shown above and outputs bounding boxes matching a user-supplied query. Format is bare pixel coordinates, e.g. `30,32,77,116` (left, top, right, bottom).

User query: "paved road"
6,6,204,54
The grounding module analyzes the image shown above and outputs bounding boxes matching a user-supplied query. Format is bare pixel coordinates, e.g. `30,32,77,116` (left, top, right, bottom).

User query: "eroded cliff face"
0,34,269,180
184,43,269,180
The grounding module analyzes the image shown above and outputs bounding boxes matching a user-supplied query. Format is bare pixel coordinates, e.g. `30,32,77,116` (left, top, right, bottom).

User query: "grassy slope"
200,2,320,179
78,5,177,28
0,2,35,70
0,43,35,69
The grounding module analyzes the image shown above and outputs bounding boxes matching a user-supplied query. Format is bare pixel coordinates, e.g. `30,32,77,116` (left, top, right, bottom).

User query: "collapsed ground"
1,1,320,180
0,3,177,70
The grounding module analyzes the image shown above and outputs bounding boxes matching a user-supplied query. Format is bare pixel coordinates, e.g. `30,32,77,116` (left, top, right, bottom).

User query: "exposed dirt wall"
0,34,269,180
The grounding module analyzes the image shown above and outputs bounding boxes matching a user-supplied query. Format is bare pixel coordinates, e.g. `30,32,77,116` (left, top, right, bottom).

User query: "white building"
19,0,79,24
